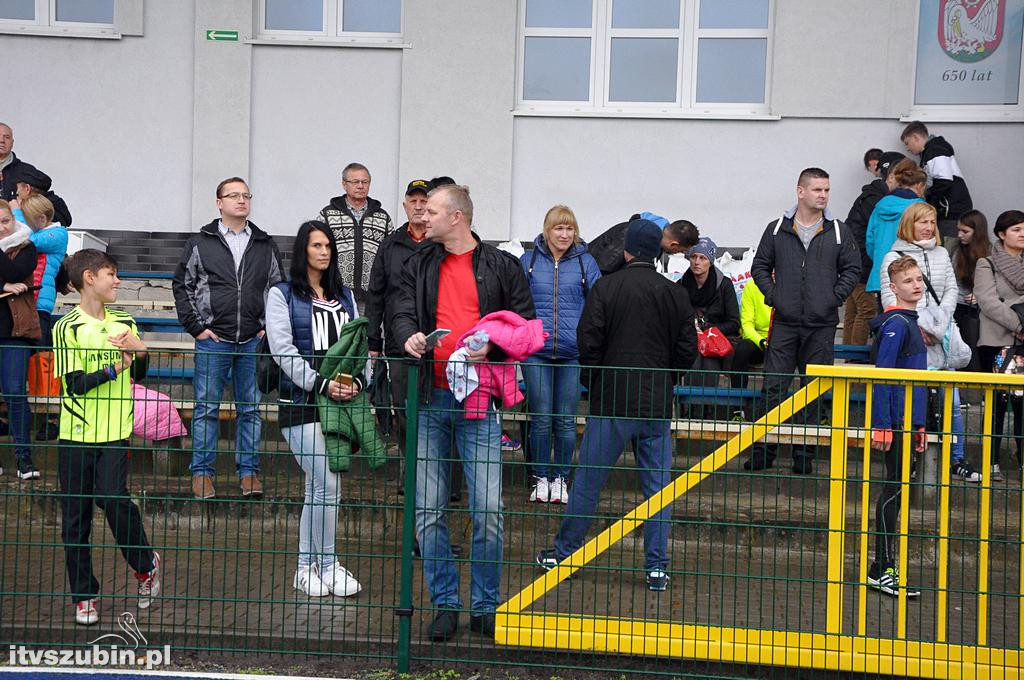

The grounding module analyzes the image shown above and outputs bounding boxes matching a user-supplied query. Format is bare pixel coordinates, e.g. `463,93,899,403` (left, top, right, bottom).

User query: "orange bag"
28,351,61,398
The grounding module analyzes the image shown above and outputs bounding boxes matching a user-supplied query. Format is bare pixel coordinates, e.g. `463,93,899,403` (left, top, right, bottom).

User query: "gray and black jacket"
172,219,284,343
318,195,393,299
751,207,861,328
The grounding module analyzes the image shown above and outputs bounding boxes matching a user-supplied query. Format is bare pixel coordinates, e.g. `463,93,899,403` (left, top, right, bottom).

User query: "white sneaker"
549,477,568,504
991,463,1005,482
324,564,362,597
136,551,161,609
293,565,331,597
530,477,550,503
75,599,99,626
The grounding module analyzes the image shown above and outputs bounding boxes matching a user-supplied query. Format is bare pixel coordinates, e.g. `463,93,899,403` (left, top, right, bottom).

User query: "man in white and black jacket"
901,121,973,251
746,167,861,475
173,177,284,501
317,162,393,310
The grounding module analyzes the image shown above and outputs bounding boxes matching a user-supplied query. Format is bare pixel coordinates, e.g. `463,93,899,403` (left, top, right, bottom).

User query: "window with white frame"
257,0,402,44
517,0,772,116
910,0,1024,120
0,0,117,35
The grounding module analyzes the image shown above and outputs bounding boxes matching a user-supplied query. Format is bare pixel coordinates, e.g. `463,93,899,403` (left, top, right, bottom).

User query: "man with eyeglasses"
173,177,284,500
317,162,393,311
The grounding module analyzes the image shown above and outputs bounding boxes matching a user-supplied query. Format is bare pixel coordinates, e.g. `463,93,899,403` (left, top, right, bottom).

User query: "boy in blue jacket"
866,255,928,598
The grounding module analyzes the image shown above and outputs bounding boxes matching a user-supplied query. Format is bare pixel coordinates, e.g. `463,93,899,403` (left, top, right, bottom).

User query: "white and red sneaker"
75,599,99,625
135,551,161,609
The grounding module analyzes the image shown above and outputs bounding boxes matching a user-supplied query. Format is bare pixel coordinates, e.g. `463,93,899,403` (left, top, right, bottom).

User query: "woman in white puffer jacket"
879,202,982,483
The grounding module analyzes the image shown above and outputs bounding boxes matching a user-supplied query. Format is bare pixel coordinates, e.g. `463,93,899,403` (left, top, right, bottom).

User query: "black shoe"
792,458,814,475
35,420,59,441
16,459,40,480
428,607,459,642
412,538,420,558
470,613,495,636
743,456,773,471
0,418,9,436
536,548,559,571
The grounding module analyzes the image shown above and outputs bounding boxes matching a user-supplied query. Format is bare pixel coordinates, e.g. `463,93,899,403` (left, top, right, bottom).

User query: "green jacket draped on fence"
317,317,388,472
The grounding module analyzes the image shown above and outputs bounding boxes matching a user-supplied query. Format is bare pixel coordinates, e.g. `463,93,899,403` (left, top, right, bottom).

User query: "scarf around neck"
681,267,718,310
990,241,1024,295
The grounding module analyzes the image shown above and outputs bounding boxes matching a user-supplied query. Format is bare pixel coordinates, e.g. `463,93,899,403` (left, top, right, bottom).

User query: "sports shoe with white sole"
867,566,920,598
75,599,99,626
991,463,1005,482
530,477,550,503
324,564,362,597
951,461,982,483
646,569,670,592
136,551,162,609
293,564,331,597
549,477,568,504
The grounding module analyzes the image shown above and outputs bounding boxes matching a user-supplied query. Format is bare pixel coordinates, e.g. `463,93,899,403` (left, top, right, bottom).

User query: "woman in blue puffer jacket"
520,205,602,505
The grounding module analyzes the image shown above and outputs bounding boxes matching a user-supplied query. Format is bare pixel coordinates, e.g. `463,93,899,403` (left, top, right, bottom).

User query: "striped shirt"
218,221,251,272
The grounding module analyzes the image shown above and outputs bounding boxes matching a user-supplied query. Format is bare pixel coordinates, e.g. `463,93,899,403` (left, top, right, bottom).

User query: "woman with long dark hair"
266,220,363,597
975,209,1024,481
952,210,991,372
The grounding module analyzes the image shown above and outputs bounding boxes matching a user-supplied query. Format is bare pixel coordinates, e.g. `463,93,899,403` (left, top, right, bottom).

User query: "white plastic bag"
497,240,525,259
716,248,755,305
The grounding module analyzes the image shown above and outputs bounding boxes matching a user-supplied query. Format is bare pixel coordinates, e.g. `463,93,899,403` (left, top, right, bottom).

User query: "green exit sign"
206,30,239,41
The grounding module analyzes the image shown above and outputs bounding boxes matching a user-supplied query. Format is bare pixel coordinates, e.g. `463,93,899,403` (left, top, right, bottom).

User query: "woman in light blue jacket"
865,159,926,294
519,205,601,504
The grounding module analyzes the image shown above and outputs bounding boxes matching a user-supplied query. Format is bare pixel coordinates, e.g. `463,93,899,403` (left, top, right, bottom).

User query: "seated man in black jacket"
536,218,697,593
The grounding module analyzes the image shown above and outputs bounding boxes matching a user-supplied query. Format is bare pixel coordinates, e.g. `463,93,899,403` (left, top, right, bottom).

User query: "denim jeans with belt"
415,388,503,613
521,356,581,480
189,336,262,478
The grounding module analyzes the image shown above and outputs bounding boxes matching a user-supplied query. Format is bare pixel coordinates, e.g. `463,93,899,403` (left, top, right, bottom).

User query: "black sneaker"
470,613,495,636
16,459,40,480
951,461,982,483
743,456,773,471
867,565,920,598
428,607,459,642
536,549,560,571
646,568,670,592
35,419,59,441
792,458,814,475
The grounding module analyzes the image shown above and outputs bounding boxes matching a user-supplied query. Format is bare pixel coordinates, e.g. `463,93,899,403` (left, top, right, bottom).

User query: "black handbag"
257,334,280,395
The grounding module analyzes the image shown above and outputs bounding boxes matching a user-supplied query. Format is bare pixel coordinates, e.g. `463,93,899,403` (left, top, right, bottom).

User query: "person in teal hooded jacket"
865,159,926,293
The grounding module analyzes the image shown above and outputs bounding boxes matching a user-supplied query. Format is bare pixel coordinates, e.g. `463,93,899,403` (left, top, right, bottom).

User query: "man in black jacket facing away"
901,121,973,253
393,184,534,642
536,218,697,593
173,177,284,500
745,168,860,474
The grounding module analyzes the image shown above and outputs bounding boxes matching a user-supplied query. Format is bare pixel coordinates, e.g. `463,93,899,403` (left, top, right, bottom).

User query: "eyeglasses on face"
219,192,253,201
343,179,370,186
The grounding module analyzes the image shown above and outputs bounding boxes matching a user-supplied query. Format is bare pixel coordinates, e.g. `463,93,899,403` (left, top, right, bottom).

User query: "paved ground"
2,426,1020,672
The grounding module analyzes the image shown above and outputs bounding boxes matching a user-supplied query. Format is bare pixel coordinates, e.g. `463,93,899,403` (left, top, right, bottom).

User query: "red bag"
697,326,733,358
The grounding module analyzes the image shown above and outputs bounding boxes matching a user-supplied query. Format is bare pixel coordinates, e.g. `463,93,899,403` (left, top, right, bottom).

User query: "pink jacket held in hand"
456,310,547,419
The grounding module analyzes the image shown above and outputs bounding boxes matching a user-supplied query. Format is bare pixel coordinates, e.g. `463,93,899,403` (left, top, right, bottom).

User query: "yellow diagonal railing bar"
499,377,832,616
497,364,1023,680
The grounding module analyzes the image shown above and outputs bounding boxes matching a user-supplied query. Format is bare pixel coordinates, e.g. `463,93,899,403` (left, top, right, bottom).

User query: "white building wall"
2,0,1022,246
0,1,195,232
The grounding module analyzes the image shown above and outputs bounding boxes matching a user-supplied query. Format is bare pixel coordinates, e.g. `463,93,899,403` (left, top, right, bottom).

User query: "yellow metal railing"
496,365,1023,679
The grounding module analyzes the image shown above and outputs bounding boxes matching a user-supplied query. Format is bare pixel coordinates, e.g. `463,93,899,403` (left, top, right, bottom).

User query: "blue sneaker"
501,433,522,452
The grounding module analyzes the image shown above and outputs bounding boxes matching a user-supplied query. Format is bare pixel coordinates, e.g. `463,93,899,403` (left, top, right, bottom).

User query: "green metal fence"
1,349,1021,679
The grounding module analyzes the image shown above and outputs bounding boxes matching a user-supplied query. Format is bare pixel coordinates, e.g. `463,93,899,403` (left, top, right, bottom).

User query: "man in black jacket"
392,184,534,642
746,168,860,474
365,179,431,454
536,218,697,593
173,177,284,500
0,122,27,202
588,214,698,275
318,162,393,310
901,121,973,252
10,164,73,227
843,151,905,345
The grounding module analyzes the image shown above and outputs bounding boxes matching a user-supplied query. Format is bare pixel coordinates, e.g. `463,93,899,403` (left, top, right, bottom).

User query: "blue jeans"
522,357,580,480
554,417,673,571
1,339,33,462
951,387,965,464
415,389,503,613
189,336,262,478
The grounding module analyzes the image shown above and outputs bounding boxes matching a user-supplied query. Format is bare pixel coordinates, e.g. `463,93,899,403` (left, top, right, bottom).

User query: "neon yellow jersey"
53,306,138,443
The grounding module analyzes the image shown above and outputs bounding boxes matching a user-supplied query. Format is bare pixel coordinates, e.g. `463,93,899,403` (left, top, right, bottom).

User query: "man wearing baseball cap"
365,179,434,455
536,218,698,593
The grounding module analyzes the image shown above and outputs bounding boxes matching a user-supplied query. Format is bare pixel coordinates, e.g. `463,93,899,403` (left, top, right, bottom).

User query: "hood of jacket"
783,205,837,221
457,310,547,361
859,179,888,202
890,236,940,254
869,307,919,334
924,135,955,157
874,192,922,221
0,223,32,253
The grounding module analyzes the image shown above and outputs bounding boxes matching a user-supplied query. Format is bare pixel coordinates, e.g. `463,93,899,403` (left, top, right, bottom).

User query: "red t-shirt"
434,250,480,388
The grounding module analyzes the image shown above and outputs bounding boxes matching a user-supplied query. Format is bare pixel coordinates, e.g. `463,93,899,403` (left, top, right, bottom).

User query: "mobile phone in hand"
336,373,354,387
423,328,451,350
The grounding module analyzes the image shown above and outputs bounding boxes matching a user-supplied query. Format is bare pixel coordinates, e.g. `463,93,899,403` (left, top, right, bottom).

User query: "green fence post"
396,360,420,674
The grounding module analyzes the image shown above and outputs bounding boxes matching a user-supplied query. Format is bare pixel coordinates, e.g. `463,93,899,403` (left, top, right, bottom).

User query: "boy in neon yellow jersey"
53,249,161,626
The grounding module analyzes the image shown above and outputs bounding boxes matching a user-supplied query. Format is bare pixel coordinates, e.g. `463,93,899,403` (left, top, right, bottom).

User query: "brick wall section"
88,230,297,274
